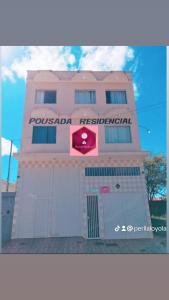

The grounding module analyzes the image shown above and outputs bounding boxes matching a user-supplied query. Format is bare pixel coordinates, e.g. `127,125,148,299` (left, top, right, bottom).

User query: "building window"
35,90,56,104
85,167,140,176
32,126,56,144
105,126,132,143
106,91,127,104
75,90,96,104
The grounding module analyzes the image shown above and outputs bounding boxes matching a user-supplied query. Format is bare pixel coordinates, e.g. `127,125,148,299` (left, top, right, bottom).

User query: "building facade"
12,70,152,239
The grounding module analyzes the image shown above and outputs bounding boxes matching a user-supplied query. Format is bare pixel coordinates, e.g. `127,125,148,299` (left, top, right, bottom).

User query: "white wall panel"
34,197,49,237
14,167,81,238
102,192,151,239
15,195,35,238
51,167,81,237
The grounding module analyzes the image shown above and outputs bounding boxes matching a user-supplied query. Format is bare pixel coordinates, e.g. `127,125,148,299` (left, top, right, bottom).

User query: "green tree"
144,156,166,201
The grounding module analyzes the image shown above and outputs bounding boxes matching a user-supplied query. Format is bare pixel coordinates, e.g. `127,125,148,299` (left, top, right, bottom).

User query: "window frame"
85,167,141,176
32,126,57,144
105,126,132,143
35,89,57,104
105,90,127,104
75,90,96,104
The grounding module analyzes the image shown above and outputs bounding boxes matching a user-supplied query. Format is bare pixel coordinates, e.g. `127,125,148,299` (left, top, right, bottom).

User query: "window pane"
32,126,48,143
106,91,111,104
44,91,56,103
105,126,132,143
75,90,96,104
32,126,56,144
106,91,127,104
118,91,127,104
47,127,56,143
35,91,44,103
35,90,56,104
105,127,118,143
118,126,131,143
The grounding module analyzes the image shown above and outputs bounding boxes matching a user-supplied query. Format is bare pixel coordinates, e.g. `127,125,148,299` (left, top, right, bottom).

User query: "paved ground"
2,235,167,254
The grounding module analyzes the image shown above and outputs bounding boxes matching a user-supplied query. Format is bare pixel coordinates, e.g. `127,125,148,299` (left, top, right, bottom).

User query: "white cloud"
79,46,134,70
2,46,140,99
1,138,18,156
2,46,135,81
1,46,14,61
2,66,16,83
2,46,76,81
133,82,140,99
79,46,140,99
81,46,98,53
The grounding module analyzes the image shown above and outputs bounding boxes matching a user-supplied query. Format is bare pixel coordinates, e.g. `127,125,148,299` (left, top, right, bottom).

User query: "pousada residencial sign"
29,118,132,125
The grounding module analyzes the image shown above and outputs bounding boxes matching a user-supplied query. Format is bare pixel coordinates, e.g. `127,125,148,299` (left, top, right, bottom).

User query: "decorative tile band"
20,158,143,168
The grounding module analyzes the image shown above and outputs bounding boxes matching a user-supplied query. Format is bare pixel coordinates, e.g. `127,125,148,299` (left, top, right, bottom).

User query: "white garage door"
51,167,81,237
103,192,150,239
15,167,81,238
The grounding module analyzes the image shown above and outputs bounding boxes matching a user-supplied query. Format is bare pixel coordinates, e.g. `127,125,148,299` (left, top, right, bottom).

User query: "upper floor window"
32,126,56,144
106,91,127,104
105,126,132,143
35,90,56,104
75,90,96,104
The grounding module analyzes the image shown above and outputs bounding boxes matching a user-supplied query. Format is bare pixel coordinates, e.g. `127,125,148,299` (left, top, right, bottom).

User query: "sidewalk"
2,235,166,254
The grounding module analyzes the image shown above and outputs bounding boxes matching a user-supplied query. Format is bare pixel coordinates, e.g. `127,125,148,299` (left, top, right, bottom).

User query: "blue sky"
1,46,166,183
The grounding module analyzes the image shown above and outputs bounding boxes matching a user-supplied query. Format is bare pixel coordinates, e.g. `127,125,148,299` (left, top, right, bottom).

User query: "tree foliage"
144,156,166,201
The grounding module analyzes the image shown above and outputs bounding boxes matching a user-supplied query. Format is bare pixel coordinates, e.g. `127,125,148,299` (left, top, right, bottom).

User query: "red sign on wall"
99,186,110,193
70,125,98,156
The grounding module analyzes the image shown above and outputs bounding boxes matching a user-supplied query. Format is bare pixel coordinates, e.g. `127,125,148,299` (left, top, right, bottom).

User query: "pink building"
13,70,152,239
